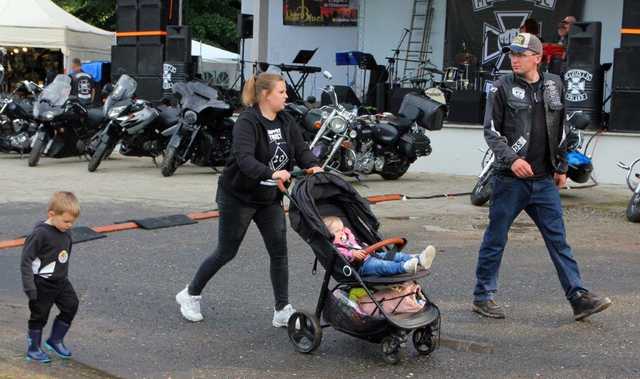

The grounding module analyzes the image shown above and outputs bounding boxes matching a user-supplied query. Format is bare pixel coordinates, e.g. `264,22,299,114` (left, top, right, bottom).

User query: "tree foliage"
53,0,240,52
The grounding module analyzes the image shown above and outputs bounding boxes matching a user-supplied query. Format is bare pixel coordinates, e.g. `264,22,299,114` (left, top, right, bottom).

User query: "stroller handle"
276,168,316,193
363,237,408,255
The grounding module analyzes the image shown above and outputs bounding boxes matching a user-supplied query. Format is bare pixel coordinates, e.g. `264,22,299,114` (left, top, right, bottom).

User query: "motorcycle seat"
287,103,309,116
85,107,105,129
389,116,413,134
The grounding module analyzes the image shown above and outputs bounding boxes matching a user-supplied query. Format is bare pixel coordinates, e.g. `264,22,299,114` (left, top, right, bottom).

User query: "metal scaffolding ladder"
402,0,435,87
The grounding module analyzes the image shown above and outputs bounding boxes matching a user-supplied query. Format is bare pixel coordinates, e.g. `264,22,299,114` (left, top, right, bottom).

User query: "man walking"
472,33,611,321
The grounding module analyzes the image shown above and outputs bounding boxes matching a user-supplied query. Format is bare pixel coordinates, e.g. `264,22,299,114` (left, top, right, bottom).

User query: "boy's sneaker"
570,291,612,321
176,286,203,322
418,245,437,270
472,299,506,319
26,329,51,364
272,304,296,328
402,258,419,274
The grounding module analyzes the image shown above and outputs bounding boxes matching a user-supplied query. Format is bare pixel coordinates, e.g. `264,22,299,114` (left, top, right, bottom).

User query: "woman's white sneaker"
272,304,296,327
418,245,437,270
176,286,203,322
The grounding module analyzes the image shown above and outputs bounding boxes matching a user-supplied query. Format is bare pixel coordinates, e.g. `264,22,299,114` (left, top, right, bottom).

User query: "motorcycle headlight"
184,110,198,124
44,111,55,120
108,105,127,119
329,117,348,134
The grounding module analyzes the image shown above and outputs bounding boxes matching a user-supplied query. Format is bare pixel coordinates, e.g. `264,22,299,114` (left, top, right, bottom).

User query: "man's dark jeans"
473,175,587,302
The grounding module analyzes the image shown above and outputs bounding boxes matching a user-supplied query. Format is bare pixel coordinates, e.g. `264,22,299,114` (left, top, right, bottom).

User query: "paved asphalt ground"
1,153,639,378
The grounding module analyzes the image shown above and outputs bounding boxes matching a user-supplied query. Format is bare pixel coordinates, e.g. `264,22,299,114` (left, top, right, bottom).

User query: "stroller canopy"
288,173,380,245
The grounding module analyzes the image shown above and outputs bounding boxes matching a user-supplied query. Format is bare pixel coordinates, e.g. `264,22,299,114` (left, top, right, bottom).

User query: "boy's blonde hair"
322,216,343,234
48,191,80,218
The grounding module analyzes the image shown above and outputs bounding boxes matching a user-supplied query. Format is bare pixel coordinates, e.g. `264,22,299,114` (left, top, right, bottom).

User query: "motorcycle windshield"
104,75,137,115
174,81,229,112
33,74,71,118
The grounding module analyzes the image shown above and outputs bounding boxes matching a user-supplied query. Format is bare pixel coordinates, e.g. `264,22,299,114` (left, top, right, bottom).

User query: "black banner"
283,0,358,26
445,0,584,71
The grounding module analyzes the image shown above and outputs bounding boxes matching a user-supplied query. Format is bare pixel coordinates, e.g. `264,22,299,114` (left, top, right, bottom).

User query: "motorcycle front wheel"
470,173,493,206
87,140,111,172
28,135,47,167
160,146,180,177
626,192,640,223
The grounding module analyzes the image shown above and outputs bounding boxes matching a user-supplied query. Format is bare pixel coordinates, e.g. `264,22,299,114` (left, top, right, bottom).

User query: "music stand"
282,48,318,99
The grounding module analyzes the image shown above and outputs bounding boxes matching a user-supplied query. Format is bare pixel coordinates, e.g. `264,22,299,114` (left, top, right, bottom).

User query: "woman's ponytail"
241,75,258,106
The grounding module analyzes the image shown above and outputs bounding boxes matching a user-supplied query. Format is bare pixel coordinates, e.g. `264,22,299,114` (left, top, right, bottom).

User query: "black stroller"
283,172,441,364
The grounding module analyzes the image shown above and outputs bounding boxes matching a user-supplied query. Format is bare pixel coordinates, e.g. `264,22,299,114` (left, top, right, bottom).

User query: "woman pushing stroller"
176,72,322,327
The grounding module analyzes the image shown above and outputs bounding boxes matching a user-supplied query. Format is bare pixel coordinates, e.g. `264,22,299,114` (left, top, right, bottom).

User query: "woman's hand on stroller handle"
275,167,323,193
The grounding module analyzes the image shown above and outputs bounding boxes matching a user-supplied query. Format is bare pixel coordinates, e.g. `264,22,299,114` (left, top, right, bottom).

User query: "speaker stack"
113,0,188,102
564,22,603,129
163,25,192,98
610,0,640,132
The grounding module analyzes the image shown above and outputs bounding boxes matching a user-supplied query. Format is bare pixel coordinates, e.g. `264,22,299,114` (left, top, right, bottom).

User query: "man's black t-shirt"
526,79,553,179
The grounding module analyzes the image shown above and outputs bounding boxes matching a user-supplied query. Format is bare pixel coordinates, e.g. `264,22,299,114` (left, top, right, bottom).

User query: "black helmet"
567,162,593,183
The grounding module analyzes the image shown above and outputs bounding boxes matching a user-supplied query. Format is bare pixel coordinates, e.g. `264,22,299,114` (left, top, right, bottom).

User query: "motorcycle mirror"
322,71,333,80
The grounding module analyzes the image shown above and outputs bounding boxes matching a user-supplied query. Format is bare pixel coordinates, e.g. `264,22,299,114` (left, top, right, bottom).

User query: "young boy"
21,192,80,363
323,216,436,276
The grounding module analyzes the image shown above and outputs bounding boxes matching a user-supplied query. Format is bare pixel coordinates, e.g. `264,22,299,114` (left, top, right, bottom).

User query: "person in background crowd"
557,16,577,46
69,58,95,105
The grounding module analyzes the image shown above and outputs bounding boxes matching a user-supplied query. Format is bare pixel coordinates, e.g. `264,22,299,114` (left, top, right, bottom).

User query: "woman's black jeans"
189,187,289,310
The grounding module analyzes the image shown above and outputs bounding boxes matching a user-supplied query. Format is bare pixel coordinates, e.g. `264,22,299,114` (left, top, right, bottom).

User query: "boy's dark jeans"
473,175,587,302
28,277,79,330
189,186,289,310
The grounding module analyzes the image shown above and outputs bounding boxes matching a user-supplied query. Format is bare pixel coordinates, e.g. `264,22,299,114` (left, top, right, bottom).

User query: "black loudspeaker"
136,76,164,102
137,44,164,76
447,89,484,124
622,0,640,47
565,22,603,128
111,45,138,77
320,85,361,107
116,0,137,45
238,14,254,39
609,91,640,132
138,0,166,44
566,22,602,67
165,25,191,63
613,48,640,91
387,87,421,114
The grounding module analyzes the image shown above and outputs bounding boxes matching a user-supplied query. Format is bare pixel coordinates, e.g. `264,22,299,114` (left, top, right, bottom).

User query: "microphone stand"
387,28,410,87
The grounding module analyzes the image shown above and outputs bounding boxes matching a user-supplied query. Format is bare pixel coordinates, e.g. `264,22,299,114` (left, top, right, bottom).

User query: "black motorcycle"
28,75,104,167
160,81,233,177
617,158,640,223
0,80,41,154
307,71,445,180
87,74,178,172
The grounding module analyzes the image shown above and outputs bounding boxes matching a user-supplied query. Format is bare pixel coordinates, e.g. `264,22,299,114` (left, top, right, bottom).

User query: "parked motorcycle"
28,75,104,167
160,81,233,177
470,111,593,206
307,71,445,180
87,74,178,172
0,80,42,154
617,158,640,223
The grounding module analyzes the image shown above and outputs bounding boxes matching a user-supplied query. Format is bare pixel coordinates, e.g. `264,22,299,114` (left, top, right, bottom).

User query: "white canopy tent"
191,40,239,88
0,0,114,69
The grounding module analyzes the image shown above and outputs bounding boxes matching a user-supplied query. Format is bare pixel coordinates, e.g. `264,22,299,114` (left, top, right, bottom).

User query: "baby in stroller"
323,216,436,277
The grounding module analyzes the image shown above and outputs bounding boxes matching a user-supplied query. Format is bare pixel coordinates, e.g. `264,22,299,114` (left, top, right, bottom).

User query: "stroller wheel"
413,326,436,355
287,311,322,353
381,336,401,365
